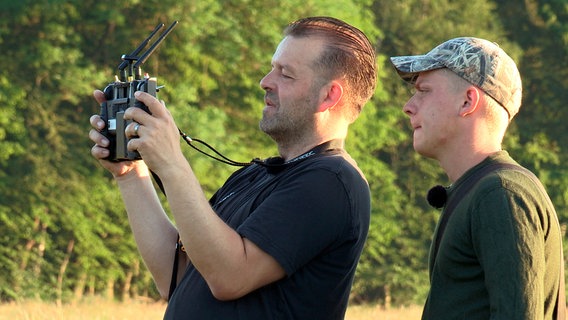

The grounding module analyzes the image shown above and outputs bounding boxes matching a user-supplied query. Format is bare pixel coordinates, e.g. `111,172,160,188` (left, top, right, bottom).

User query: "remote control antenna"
118,23,165,81
100,21,178,162
133,20,178,79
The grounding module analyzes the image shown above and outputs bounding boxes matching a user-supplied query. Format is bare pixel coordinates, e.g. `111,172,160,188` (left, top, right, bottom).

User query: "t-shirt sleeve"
236,167,358,276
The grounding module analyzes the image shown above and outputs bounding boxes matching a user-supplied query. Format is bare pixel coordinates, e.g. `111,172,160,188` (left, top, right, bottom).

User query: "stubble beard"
260,99,316,146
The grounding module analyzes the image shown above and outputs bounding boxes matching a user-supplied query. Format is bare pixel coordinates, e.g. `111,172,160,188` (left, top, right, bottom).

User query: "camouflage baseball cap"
390,37,522,119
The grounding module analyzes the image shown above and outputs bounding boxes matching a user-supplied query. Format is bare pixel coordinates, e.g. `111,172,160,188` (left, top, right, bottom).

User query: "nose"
259,70,274,91
402,96,415,116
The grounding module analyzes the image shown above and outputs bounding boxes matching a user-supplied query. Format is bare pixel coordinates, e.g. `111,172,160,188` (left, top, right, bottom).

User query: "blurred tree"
0,0,564,308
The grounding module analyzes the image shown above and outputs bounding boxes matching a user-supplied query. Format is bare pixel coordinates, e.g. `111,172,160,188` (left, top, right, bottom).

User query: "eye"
413,85,428,94
278,65,296,79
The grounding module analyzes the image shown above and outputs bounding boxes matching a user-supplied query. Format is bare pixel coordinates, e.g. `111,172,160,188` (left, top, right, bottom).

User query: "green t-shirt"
422,151,562,320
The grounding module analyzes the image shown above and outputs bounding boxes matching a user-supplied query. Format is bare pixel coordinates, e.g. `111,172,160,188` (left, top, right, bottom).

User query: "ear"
317,80,343,112
459,86,481,117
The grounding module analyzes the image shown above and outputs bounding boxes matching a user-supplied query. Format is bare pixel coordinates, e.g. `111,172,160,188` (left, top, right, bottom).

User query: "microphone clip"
427,185,447,209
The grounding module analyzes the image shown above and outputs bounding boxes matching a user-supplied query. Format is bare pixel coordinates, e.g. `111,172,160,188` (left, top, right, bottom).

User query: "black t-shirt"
164,149,370,320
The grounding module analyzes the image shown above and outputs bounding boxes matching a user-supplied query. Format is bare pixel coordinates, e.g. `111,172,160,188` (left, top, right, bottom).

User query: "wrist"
114,161,151,182
151,153,191,182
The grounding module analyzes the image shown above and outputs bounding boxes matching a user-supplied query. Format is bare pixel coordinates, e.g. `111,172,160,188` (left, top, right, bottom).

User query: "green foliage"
493,0,568,215
0,0,566,309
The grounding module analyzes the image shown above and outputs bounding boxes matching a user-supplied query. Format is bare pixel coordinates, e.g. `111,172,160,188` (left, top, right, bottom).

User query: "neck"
440,148,501,182
277,138,344,161
437,125,503,182
273,117,348,161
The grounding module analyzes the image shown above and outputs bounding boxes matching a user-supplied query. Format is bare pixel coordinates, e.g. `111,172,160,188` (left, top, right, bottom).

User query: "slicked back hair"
284,17,377,122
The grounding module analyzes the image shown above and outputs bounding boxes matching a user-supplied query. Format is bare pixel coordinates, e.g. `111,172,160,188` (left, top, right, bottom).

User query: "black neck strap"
253,139,343,174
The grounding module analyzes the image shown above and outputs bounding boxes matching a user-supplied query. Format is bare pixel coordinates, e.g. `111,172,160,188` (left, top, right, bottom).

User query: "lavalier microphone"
427,185,447,209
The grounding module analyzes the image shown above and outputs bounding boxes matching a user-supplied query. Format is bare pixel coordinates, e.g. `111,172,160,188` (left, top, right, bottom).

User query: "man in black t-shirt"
89,17,377,319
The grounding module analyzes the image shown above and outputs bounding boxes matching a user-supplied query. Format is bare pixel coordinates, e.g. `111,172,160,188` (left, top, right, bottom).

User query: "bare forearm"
116,165,180,297
157,161,279,299
159,161,240,269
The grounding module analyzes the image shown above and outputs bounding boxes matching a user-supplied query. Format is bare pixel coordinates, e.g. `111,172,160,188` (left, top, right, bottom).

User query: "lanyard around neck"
253,139,344,173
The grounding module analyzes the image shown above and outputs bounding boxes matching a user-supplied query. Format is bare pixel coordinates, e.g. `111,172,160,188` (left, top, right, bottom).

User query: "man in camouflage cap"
391,37,565,319
392,37,522,119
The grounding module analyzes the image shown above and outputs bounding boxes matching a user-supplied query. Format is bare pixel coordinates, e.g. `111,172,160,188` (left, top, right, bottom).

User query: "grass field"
0,298,423,320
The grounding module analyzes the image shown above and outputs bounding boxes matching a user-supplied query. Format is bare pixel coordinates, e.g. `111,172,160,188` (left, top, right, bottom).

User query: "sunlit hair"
484,93,509,140
284,16,377,122
442,68,509,140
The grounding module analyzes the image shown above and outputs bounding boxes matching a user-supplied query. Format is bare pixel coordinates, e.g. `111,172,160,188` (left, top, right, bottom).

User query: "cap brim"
390,55,445,83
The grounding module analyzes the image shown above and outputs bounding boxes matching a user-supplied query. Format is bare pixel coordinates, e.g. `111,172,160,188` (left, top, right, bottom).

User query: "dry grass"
346,304,422,320
0,298,422,320
0,298,167,320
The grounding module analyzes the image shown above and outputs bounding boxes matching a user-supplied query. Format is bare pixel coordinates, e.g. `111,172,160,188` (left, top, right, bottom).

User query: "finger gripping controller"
100,77,155,161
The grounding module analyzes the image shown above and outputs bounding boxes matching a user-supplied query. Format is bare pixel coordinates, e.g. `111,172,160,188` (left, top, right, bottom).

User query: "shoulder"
461,152,545,203
477,165,546,200
470,164,556,223
277,151,371,206
453,152,554,215
301,150,368,183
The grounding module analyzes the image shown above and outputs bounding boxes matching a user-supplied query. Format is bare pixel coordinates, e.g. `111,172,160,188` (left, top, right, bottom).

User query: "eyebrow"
274,61,297,72
273,61,300,78
414,72,434,86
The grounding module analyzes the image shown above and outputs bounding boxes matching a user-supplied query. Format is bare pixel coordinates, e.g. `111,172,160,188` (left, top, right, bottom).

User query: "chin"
413,142,428,157
259,120,273,135
414,147,436,160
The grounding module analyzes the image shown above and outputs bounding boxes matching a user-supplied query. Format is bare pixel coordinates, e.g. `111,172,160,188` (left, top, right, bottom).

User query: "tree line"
0,0,566,306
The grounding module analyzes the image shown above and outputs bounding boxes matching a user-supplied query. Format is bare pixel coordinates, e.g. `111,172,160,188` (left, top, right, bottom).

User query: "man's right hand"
89,89,148,178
